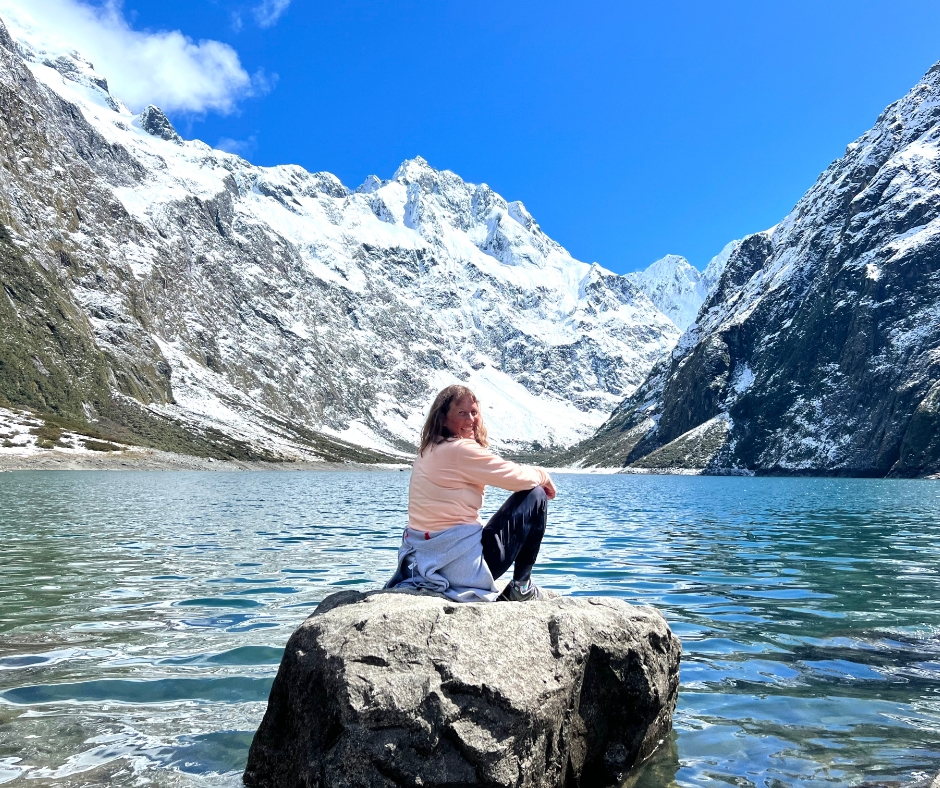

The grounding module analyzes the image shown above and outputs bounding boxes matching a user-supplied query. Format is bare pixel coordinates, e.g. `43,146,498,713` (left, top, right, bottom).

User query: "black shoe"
497,580,548,602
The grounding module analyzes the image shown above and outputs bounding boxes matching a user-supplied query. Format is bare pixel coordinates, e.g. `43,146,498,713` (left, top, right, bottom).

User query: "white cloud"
0,0,269,114
252,0,290,28
216,134,258,158
250,68,278,95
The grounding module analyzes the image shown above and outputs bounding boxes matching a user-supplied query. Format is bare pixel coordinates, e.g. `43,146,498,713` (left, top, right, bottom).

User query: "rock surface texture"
0,14,689,459
567,62,940,477
243,591,681,788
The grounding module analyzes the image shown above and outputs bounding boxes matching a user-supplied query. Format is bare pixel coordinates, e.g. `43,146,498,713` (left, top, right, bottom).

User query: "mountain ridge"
0,14,698,461
565,61,940,478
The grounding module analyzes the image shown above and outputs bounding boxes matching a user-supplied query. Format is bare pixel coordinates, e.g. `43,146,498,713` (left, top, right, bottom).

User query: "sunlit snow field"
1,472,939,787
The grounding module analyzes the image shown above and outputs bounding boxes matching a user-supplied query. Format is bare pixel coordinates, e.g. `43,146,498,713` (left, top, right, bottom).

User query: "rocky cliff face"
569,65,940,477
0,15,682,459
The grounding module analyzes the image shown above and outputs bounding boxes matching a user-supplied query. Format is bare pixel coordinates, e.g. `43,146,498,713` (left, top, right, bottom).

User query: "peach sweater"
408,438,551,532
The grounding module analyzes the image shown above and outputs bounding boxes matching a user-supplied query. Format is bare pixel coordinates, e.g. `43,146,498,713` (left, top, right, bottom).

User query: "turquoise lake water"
1,471,939,787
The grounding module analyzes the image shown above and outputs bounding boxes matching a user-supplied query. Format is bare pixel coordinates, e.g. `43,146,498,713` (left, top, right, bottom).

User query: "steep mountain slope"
0,16,680,459
626,244,737,331
569,64,940,477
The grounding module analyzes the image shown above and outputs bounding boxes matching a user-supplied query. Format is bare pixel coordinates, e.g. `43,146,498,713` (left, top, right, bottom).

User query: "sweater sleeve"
451,440,550,491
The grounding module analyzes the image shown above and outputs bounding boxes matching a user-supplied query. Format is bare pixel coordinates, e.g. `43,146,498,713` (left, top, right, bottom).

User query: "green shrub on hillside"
83,439,121,452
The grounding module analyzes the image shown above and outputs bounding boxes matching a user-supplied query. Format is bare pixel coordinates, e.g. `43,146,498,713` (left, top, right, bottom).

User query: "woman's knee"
529,485,548,506
504,486,546,511
526,486,548,528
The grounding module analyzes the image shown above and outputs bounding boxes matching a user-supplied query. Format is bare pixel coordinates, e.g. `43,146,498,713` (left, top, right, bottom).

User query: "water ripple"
1,471,939,786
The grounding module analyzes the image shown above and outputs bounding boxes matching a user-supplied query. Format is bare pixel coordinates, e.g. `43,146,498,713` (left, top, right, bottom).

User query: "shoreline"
1,448,936,480
0,446,411,473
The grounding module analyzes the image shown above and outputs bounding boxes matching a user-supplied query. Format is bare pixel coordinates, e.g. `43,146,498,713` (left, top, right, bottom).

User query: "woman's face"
444,396,480,440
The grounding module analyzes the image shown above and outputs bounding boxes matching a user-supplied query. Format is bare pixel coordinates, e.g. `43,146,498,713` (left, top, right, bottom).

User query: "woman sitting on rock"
386,384,556,602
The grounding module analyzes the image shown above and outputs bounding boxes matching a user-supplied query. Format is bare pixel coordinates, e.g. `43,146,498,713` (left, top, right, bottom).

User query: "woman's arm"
541,476,557,500
451,440,555,496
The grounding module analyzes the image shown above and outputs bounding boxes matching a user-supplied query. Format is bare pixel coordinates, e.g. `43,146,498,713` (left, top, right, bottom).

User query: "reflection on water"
1,471,939,787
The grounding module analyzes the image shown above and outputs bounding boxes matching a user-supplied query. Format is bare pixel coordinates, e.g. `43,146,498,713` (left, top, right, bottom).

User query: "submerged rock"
243,590,681,788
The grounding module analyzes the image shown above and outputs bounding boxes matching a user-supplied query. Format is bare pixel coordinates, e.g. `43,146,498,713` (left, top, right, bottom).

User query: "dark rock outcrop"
138,105,181,143
243,591,681,788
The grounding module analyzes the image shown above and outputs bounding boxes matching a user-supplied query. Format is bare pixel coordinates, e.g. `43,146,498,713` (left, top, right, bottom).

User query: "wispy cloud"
252,0,290,28
0,0,272,114
216,134,258,159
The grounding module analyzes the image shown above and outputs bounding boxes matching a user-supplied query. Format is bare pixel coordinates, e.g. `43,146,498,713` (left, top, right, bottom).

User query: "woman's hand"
542,476,557,500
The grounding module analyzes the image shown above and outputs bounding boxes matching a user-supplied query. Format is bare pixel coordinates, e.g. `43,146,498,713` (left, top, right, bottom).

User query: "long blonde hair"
418,385,489,456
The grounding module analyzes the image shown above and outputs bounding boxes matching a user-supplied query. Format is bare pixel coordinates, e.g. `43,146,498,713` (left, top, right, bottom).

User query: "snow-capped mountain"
0,15,681,460
569,64,940,477
626,244,737,331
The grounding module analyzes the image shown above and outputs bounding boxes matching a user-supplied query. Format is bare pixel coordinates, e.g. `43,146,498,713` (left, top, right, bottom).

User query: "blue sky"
11,0,940,274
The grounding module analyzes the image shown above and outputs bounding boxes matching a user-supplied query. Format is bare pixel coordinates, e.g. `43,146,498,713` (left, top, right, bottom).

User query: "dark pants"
481,486,548,584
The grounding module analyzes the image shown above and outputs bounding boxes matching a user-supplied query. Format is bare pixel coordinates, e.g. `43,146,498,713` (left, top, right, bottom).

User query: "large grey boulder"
243,590,681,788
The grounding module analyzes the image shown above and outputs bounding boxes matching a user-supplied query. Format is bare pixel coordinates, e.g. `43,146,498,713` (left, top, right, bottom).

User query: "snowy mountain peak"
627,254,702,330
574,60,940,476
700,240,738,295
645,254,697,280
356,174,384,194
391,155,441,189
44,51,106,90
0,17,685,458
626,244,742,332
3,14,132,117
368,157,568,270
